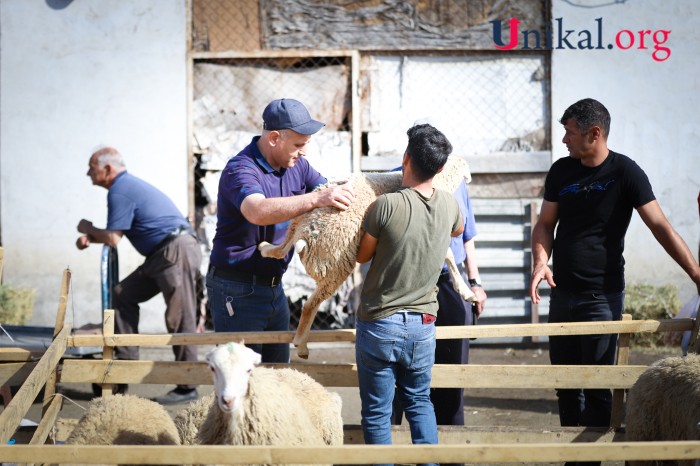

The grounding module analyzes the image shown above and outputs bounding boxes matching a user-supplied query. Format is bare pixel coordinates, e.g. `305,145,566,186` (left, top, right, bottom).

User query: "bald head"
92,146,125,169
87,146,126,189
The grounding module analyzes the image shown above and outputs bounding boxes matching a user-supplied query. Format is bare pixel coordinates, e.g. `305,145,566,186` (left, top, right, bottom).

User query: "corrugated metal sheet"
470,198,551,343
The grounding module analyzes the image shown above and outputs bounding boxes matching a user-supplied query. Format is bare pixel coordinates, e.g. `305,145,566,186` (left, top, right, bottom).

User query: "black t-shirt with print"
544,151,655,293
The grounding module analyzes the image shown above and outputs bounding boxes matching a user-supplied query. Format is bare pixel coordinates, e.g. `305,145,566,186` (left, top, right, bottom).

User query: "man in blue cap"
207,98,355,363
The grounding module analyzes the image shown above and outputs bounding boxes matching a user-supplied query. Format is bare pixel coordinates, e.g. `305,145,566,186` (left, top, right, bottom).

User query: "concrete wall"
551,0,700,303
0,0,187,331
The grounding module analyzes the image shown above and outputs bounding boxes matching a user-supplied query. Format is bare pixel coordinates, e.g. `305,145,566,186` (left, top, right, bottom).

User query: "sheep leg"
258,220,300,259
293,273,351,359
445,247,477,302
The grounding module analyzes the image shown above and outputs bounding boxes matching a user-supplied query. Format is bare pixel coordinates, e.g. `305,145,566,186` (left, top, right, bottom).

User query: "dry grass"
0,284,36,325
624,283,680,348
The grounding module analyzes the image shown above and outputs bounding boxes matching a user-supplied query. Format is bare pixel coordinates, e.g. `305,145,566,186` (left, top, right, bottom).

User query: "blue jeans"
356,312,438,466
206,267,290,363
548,288,624,430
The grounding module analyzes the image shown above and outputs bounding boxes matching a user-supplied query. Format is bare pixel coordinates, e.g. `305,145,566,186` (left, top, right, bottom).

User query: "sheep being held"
625,353,700,466
197,342,343,461
259,156,476,358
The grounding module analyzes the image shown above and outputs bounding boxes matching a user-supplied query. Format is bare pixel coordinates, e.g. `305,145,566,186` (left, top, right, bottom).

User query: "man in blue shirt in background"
76,146,202,404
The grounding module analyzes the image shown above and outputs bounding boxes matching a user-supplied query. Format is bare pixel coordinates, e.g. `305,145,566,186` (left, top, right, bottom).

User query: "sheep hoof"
295,343,310,359
456,284,477,302
258,241,272,256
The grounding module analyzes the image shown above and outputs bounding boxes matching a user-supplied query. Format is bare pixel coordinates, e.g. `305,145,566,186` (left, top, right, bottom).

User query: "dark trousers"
548,288,624,466
113,234,201,390
431,276,472,425
391,275,472,465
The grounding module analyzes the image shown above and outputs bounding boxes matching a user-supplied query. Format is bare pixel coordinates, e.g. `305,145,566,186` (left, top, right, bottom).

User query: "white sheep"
625,353,700,466
174,392,216,446
66,394,181,448
196,342,343,461
258,156,476,358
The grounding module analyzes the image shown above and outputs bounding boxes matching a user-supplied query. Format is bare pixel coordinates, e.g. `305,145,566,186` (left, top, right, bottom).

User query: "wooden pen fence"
1,268,699,464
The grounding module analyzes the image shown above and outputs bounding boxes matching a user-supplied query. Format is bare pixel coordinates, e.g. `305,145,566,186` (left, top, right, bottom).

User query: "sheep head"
205,342,261,415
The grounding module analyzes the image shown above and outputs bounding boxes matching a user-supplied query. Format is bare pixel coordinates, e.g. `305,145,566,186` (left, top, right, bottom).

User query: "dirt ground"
15,341,677,466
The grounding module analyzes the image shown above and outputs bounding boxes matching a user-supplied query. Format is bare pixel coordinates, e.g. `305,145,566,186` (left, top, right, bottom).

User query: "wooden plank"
361,153,551,174
42,268,71,418
100,309,116,396
0,361,37,386
529,200,540,343
429,365,648,389
1,441,700,465
0,348,35,362
59,359,649,389
0,324,70,444
191,49,356,60
259,0,546,51
48,421,623,446
610,314,632,428
351,50,361,173
66,319,696,348
29,393,62,445
186,0,196,221
689,305,700,354
343,425,622,445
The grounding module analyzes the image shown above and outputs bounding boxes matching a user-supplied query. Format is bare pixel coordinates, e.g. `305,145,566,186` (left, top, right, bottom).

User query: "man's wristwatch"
468,277,482,288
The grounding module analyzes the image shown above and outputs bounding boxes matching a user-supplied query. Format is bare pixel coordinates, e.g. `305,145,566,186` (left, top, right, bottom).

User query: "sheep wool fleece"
197,367,343,450
66,394,181,446
625,353,700,466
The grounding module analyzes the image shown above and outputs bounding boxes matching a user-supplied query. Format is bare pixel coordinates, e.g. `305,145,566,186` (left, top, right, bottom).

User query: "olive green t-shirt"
358,187,462,321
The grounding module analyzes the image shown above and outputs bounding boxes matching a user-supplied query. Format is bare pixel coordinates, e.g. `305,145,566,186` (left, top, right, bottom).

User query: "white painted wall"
551,0,700,303
0,0,187,331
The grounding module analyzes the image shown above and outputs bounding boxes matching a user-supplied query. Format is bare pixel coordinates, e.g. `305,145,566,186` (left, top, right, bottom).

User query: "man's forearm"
244,192,320,226
531,223,553,269
82,225,122,247
652,224,700,281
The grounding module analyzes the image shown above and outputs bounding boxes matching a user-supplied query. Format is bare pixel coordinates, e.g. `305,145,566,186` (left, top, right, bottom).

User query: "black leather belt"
213,267,281,287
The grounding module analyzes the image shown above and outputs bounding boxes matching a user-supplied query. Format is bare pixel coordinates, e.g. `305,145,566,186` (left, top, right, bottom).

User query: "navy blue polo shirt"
107,171,190,256
210,136,326,277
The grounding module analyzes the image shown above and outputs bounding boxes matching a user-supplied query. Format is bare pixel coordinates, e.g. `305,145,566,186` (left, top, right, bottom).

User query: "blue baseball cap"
262,98,325,135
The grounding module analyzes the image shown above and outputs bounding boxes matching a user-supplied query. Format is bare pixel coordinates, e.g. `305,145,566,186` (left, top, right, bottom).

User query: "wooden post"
529,201,540,343
41,269,71,418
0,325,70,445
688,307,700,354
350,49,361,173
100,309,116,396
610,313,632,429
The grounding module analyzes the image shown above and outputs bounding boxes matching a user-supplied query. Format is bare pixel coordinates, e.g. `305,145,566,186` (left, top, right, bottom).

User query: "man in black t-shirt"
529,99,700,465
